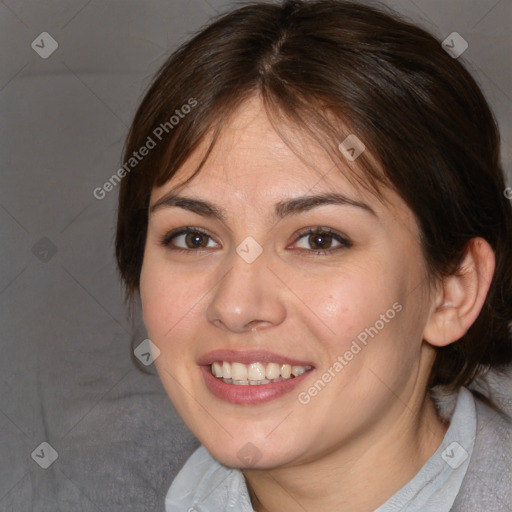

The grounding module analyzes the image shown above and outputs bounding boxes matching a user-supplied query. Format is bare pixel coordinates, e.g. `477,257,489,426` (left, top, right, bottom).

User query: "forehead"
152,96,375,208
148,96,420,243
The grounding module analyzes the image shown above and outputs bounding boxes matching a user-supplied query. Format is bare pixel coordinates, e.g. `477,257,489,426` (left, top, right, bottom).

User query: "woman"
115,1,512,510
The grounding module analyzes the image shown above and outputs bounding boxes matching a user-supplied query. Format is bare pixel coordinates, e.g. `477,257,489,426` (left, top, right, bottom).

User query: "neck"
244,390,449,512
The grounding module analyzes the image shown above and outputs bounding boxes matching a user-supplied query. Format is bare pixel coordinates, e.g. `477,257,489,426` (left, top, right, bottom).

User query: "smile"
211,361,313,385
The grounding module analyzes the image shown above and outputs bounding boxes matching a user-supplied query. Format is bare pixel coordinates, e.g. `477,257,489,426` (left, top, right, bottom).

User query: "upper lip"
197,349,315,367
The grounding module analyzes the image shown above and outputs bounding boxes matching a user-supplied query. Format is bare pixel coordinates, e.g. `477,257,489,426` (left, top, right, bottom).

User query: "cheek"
307,268,398,349
140,259,203,393
140,256,212,372
140,257,191,341
140,261,165,337
305,268,423,388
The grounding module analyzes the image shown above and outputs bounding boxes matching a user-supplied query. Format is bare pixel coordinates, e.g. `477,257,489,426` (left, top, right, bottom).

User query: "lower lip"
200,366,314,405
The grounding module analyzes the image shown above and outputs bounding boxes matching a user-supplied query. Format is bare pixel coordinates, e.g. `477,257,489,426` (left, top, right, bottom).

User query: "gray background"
0,0,511,511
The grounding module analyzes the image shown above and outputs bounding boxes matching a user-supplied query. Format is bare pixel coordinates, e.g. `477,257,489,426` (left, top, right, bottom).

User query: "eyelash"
159,226,352,255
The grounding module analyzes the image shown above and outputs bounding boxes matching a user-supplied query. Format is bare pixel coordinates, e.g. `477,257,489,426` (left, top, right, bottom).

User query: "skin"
140,95,495,511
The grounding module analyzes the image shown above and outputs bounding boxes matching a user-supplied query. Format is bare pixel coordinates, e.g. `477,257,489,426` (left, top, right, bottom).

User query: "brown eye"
160,228,219,251
184,231,209,248
293,227,352,254
308,232,335,250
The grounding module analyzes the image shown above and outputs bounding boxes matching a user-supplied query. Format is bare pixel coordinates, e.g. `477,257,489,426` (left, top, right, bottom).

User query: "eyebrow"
149,191,377,220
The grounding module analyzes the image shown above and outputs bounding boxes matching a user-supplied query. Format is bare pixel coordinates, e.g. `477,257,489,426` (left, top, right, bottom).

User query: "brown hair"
116,0,512,390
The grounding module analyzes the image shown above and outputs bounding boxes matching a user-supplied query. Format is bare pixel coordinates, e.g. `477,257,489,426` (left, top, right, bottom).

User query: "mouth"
198,350,315,405
210,360,313,385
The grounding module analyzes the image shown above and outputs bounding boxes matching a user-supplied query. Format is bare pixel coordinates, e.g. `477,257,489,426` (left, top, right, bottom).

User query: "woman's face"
140,95,437,470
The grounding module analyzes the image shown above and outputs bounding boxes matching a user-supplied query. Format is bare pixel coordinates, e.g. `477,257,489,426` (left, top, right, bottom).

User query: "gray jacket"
451,396,511,511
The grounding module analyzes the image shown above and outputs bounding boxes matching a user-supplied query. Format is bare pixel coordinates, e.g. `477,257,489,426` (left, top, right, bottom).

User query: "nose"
205,249,286,334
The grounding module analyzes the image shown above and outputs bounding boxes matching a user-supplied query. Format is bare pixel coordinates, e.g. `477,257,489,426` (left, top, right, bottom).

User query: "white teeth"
247,362,265,381
210,361,312,384
212,361,223,378
265,362,280,379
291,365,306,377
280,364,292,379
222,361,231,379
231,362,248,381
249,378,271,385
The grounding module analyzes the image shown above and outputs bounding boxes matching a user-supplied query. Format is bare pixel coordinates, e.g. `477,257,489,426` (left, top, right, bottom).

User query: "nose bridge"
205,239,285,332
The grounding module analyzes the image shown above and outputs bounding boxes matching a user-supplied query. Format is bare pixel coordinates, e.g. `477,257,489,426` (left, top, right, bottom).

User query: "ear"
423,237,495,347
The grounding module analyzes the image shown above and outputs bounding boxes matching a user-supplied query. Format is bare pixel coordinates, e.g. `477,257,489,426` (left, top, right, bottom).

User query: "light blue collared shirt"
166,387,476,512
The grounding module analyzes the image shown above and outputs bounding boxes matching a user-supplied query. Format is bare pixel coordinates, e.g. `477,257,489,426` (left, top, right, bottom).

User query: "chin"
199,432,305,471
212,447,290,471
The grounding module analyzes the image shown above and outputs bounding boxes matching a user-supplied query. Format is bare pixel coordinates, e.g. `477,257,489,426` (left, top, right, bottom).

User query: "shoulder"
168,444,217,488
451,392,512,511
164,445,254,512
164,445,220,508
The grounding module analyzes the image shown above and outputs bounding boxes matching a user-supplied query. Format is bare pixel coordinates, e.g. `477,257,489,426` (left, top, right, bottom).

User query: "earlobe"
423,237,495,348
